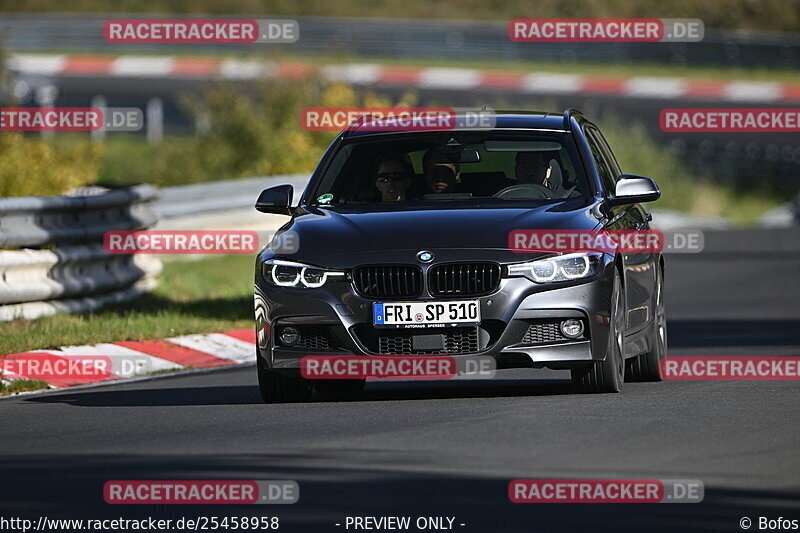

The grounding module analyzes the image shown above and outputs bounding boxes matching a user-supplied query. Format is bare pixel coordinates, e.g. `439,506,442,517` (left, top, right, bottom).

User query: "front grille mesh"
352,265,422,298
294,326,333,350
378,327,479,355
429,263,501,297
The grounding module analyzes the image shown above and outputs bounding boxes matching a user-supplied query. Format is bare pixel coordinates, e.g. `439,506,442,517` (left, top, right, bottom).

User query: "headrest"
547,159,563,189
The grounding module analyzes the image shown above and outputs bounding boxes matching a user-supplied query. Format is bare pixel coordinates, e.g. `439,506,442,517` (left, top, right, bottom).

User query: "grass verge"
0,378,50,395
0,254,255,355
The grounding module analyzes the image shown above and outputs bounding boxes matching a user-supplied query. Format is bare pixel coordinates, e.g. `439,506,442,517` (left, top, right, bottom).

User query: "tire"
257,358,313,403
626,266,666,382
571,269,625,393
314,379,366,398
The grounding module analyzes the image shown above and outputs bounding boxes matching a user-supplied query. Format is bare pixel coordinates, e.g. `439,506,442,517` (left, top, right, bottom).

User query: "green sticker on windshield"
317,193,333,204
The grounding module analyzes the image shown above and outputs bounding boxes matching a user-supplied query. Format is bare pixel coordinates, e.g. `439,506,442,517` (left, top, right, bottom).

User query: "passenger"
422,149,460,194
374,154,414,202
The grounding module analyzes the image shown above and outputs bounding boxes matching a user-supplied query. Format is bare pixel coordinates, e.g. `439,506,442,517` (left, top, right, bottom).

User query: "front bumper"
255,257,616,372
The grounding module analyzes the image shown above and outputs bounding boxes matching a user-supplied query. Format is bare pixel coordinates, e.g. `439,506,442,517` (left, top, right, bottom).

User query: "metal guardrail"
0,244,160,305
153,174,309,218
0,14,798,69
0,185,161,322
0,185,159,247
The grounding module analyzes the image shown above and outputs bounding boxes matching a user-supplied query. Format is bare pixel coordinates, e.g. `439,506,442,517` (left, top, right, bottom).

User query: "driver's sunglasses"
376,172,410,183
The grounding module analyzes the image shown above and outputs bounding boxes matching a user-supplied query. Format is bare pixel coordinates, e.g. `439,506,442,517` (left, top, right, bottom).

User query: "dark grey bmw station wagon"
253,110,666,402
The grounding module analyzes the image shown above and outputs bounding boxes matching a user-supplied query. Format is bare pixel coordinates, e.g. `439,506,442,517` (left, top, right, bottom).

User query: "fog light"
279,326,300,346
560,319,584,339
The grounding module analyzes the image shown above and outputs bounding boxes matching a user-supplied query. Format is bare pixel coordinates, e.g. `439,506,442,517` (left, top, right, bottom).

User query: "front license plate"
373,300,480,328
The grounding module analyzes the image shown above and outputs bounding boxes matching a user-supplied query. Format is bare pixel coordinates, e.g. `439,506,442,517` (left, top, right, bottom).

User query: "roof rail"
562,108,583,131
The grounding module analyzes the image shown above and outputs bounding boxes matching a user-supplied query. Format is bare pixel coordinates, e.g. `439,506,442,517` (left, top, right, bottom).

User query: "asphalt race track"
1,228,798,533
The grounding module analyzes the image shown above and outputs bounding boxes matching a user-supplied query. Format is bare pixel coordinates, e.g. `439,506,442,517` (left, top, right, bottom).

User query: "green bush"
0,41,102,197
0,133,102,197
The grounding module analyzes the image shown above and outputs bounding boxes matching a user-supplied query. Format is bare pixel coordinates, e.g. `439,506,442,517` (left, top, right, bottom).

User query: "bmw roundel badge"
417,251,434,263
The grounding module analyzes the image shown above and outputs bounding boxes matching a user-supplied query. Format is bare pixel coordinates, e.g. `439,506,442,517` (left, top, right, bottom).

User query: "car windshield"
309,131,591,207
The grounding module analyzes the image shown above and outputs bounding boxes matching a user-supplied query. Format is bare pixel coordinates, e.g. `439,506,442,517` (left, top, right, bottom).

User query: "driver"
515,151,553,187
374,154,414,202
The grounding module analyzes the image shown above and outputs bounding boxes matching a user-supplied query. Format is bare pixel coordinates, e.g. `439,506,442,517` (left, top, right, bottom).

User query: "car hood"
269,199,602,265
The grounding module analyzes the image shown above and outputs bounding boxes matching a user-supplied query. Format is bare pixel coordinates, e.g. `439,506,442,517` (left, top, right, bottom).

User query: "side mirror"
608,175,660,205
255,184,293,215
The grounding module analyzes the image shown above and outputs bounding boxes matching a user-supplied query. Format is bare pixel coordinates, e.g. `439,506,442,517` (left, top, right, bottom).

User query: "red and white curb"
8,53,800,103
0,328,256,391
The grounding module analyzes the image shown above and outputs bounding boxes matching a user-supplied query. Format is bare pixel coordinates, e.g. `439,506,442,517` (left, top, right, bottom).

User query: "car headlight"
506,252,602,283
262,259,346,288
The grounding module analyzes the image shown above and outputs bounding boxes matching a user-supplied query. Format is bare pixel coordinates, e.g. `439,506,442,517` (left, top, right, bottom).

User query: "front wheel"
571,270,625,393
257,358,313,403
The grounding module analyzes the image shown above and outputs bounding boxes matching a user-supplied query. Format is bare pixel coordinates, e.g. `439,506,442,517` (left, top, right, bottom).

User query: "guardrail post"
91,95,107,143
146,97,163,144
195,104,211,135
34,84,58,140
